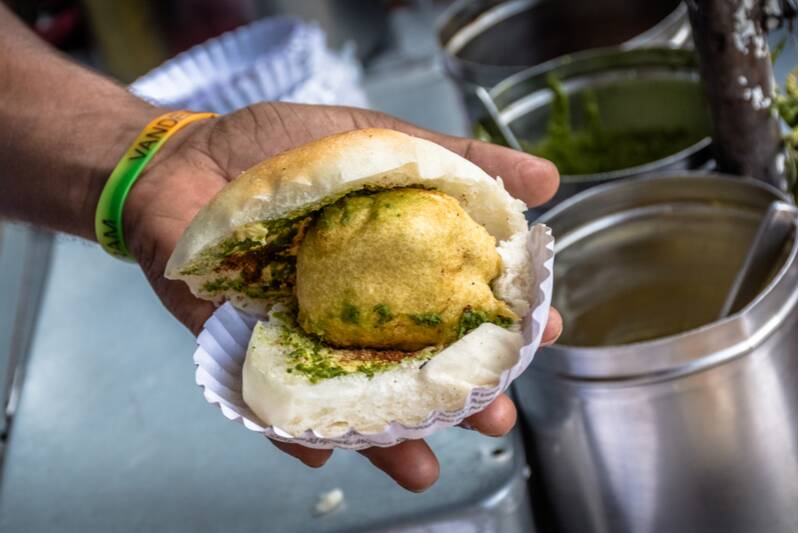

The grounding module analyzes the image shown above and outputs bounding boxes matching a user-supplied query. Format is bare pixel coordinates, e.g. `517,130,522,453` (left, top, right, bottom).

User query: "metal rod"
719,200,797,318
475,86,523,151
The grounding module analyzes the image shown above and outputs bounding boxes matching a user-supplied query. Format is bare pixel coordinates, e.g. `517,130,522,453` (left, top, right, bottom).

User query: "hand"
124,102,563,492
0,7,561,491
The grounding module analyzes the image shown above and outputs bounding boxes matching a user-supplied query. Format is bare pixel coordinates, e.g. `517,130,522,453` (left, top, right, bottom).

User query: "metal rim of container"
435,0,689,79
487,46,713,184
436,0,689,67
489,45,697,98
533,172,797,381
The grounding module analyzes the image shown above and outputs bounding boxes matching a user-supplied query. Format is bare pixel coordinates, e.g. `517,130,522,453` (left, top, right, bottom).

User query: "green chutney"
477,76,705,176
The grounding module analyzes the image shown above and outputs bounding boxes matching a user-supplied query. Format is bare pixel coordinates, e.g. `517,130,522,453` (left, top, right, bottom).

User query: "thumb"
382,119,560,208
437,134,560,208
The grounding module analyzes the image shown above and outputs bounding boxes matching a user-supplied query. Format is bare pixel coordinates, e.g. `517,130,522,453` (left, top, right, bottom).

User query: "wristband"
95,110,217,260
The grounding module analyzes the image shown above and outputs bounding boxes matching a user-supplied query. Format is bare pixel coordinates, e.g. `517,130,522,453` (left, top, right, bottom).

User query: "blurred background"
0,1,797,532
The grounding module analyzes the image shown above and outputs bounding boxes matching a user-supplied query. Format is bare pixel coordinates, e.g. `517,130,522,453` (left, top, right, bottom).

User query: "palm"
124,102,561,491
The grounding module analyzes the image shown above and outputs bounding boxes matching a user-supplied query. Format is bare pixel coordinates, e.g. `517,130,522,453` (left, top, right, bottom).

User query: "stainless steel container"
438,0,690,91
487,47,714,216
516,174,798,533
437,0,691,122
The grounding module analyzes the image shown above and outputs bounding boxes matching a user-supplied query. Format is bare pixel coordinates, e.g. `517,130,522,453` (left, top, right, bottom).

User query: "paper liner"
129,16,367,113
193,224,554,449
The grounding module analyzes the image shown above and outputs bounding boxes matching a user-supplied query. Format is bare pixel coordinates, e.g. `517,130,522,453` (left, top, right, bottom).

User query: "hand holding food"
0,0,557,487
166,128,554,443
117,101,560,489
0,0,561,487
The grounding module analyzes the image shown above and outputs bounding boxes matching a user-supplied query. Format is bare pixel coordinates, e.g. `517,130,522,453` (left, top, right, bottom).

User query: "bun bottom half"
243,308,524,437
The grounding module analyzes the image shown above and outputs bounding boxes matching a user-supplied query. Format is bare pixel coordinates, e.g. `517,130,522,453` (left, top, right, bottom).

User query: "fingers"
272,437,440,492
267,313,561,490
356,396,518,491
456,309,563,435
359,440,440,492
542,307,563,347
458,310,562,436
178,293,215,337
460,394,517,437
269,394,525,489
271,436,441,493
270,438,333,468
153,277,216,336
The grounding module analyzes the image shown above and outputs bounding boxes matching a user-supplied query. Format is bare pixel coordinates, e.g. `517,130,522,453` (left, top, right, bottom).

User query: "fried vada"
296,187,516,351
166,129,537,437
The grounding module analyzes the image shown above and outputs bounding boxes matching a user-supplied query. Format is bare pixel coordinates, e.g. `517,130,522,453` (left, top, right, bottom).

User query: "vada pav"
166,129,538,437
297,187,516,351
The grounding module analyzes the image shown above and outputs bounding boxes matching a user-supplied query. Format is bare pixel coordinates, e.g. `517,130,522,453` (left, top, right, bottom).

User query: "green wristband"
94,110,217,260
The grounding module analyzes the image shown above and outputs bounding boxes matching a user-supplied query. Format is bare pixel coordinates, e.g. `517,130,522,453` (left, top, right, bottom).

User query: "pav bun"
167,129,536,437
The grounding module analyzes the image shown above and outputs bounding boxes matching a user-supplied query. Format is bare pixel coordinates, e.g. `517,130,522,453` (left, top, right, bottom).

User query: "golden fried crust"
296,188,515,351
165,128,528,284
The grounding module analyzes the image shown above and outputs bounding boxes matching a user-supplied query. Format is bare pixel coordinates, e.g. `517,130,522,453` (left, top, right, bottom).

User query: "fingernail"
541,322,563,346
544,327,563,345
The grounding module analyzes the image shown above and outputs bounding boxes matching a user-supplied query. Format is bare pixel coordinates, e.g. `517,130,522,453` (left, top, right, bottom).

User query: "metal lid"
534,173,797,379
436,0,689,88
489,47,713,184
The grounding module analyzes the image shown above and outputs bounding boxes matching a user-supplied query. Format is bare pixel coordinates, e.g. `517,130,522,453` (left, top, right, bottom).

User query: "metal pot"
487,47,714,216
437,0,691,106
516,173,798,533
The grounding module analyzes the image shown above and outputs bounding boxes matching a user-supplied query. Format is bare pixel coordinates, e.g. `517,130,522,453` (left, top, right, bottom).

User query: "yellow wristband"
94,110,217,260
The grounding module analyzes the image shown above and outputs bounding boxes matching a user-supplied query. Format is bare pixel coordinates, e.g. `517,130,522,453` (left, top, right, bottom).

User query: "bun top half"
165,128,528,284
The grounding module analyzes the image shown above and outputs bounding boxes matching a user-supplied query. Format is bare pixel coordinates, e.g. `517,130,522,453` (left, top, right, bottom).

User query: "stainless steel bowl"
516,173,798,533
486,47,714,215
438,0,691,92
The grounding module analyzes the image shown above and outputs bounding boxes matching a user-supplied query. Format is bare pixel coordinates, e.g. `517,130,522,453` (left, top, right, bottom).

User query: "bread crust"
165,128,527,282
165,128,537,436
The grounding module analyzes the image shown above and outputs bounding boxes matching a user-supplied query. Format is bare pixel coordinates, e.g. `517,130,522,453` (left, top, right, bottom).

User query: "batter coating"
296,188,515,351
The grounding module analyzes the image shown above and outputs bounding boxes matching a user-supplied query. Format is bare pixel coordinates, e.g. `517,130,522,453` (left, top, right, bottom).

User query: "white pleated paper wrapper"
129,16,367,113
194,224,554,449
